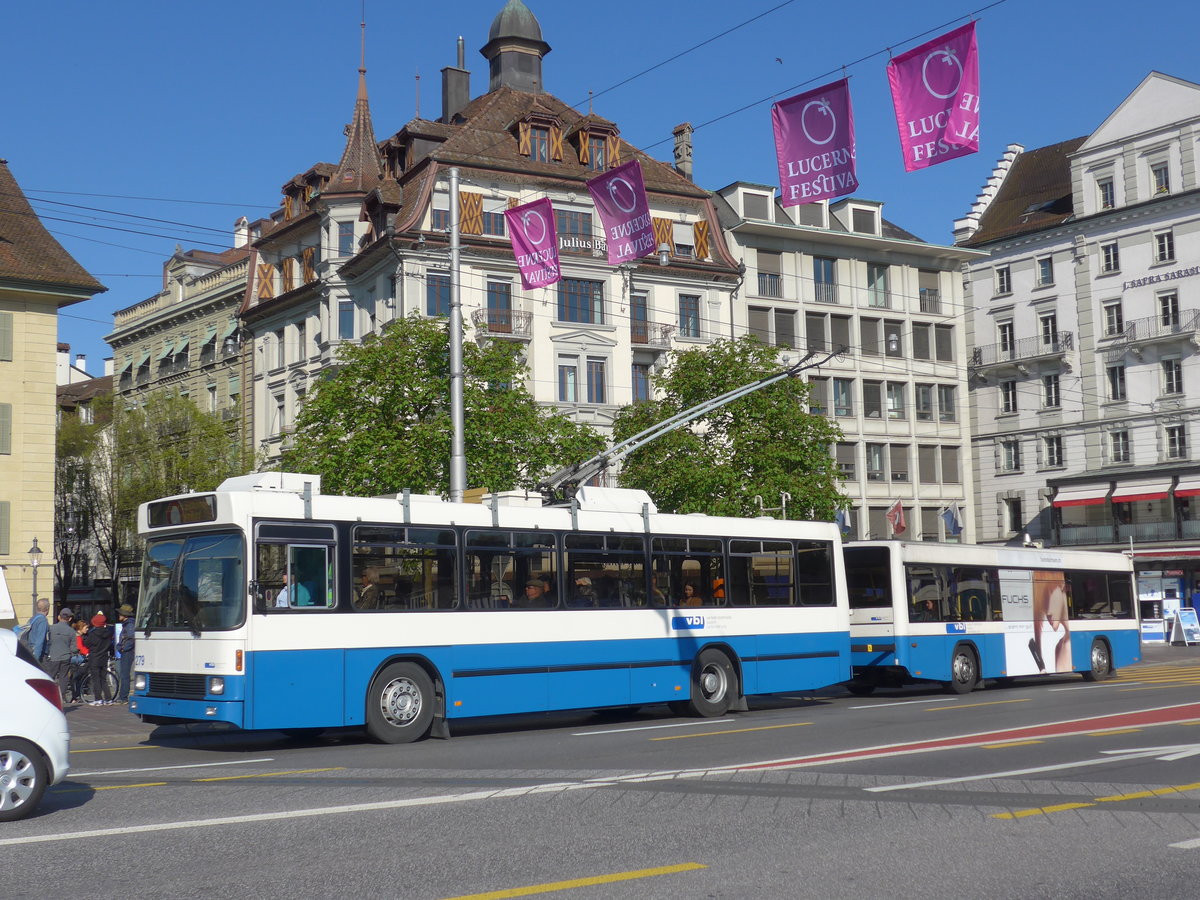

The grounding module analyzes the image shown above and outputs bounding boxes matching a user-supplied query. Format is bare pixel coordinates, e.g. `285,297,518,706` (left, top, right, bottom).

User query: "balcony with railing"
919,289,942,314
471,308,533,340
630,322,677,349
814,282,838,304
1125,308,1200,348
970,331,1074,370
756,272,782,298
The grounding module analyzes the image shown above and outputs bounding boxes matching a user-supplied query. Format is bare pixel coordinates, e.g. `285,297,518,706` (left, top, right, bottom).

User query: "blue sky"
4,0,1198,372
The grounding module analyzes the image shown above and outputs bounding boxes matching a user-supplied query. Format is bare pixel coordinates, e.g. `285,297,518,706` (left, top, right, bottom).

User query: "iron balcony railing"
971,331,1074,367
1122,308,1200,344
631,322,677,348
814,282,838,304
919,289,942,314
757,273,782,298
471,308,533,339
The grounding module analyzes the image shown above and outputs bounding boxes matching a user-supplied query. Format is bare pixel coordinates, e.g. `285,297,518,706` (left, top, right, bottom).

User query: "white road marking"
1170,836,1200,849
848,698,958,710
72,758,275,778
574,719,738,736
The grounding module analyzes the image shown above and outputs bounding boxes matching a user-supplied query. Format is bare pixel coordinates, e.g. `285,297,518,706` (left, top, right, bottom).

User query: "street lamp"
28,537,42,607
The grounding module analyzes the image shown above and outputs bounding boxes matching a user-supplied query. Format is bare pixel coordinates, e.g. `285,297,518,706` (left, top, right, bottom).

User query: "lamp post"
28,537,42,608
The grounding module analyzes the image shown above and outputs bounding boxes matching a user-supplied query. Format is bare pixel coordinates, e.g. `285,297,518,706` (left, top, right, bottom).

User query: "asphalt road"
4,645,1200,900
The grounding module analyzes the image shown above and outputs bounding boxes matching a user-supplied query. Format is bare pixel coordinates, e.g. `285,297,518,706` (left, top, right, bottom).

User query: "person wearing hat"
114,604,137,703
570,576,597,608
82,612,115,705
517,578,549,609
45,607,78,703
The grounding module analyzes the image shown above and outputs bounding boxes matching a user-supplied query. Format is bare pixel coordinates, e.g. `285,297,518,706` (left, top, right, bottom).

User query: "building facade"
957,72,1200,617
716,185,982,540
243,1,741,462
0,159,106,625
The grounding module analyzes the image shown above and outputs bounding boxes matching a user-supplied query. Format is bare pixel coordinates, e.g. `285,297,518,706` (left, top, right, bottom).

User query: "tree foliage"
284,315,605,496
54,399,107,601
612,336,847,519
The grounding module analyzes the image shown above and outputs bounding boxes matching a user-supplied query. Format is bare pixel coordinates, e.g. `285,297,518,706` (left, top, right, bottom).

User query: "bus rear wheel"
1081,639,1112,682
366,663,435,744
685,648,738,717
945,645,978,695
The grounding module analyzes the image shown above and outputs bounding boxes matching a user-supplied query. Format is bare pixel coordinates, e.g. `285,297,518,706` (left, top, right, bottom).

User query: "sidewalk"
63,642,1200,743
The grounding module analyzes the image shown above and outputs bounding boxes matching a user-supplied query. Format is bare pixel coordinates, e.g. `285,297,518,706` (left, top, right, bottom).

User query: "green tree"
612,336,846,519
284,315,605,496
54,401,106,601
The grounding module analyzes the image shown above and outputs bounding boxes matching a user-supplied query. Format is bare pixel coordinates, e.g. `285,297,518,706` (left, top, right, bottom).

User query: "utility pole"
448,167,466,501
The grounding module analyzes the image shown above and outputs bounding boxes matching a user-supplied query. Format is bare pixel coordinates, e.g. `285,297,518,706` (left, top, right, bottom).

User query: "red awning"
1052,483,1110,507
1176,476,1200,498
1111,478,1173,504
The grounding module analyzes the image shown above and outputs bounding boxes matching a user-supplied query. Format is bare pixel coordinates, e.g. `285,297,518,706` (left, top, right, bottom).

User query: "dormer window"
586,136,607,171
851,207,878,235
530,126,549,162
517,113,564,163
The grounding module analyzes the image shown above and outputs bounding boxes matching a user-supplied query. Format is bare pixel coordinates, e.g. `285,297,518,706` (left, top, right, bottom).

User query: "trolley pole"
448,167,467,502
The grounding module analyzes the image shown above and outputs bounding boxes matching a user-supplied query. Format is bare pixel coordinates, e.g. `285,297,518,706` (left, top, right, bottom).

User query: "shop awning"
116,357,133,375
1111,477,1173,504
154,340,174,361
135,350,151,369
1052,483,1111,507
1176,476,1200,498
174,334,190,353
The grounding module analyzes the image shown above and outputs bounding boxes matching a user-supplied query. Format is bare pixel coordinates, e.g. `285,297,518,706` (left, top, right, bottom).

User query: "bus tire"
846,681,876,696
1081,639,1112,682
366,662,435,744
945,645,978,695
686,648,738,717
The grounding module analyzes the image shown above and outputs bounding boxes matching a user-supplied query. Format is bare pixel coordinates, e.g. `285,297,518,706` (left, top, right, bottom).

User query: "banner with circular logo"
887,21,980,172
771,78,858,207
586,158,655,265
504,197,561,290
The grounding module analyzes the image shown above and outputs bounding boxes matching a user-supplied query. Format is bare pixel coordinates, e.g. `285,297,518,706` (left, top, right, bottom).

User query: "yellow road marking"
1084,729,1142,737
193,767,343,782
1118,686,1183,692
928,699,1031,711
980,741,1043,749
1095,782,1200,802
97,782,167,791
651,723,811,741
995,781,1200,819
440,863,707,899
50,782,168,794
70,746,161,754
993,802,1094,819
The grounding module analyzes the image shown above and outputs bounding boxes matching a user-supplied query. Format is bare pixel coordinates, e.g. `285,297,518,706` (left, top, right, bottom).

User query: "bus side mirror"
250,580,269,612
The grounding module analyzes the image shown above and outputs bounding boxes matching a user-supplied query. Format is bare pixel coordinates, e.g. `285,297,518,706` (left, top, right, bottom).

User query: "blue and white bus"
129,473,850,742
843,541,1139,694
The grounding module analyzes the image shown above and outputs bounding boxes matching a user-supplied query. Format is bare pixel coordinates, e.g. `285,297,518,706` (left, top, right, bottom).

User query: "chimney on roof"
441,37,471,124
234,216,249,248
104,357,114,378
673,123,694,182
76,353,87,375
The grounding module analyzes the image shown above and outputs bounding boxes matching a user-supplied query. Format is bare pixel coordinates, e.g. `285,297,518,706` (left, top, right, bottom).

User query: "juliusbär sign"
1123,264,1200,292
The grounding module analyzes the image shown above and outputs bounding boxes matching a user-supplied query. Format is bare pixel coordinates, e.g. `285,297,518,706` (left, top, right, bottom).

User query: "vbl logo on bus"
671,615,705,630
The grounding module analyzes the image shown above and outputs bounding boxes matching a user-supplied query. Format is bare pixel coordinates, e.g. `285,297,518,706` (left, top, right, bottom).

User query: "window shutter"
0,500,9,556
257,263,275,300
0,403,10,455
518,122,531,156
550,125,564,161
605,134,622,167
281,258,294,293
651,217,675,255
507,197,520,210
283,196,294,219
577,129,590,164
0,311,11,361
301,247,317,283
693,220,710,260
460,191,484,235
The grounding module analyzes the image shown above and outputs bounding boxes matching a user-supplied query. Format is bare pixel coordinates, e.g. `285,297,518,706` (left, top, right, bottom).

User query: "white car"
0,628,70,821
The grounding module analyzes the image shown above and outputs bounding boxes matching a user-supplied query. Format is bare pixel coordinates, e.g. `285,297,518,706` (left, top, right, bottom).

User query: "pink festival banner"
504,197,561,290
772,78,857,207
887,21,980,173
586,158,656,265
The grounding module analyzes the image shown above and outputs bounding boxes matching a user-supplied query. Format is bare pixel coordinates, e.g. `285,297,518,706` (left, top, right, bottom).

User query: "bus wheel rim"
700,664,727,701
380,677,422,727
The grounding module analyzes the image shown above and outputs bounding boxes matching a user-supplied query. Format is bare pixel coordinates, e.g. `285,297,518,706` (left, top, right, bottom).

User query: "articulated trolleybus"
129,473,850,742
843,541,1139,694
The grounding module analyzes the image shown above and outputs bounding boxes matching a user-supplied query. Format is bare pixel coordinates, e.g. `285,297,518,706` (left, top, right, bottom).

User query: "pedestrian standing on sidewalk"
45,607,77,703
83,612,115,705
114,604,136,703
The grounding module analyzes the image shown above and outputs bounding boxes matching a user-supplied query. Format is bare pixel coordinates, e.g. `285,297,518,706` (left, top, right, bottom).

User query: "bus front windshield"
138,532,245,634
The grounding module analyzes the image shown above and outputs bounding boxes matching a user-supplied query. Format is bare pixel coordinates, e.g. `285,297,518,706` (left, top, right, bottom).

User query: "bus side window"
291,545,332,608
255,543,287,610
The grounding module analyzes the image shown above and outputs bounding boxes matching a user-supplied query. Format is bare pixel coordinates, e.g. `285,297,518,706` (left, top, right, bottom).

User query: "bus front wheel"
1081,639,1112,682
366,662,435,744
945,645,978,695
686,648,738,717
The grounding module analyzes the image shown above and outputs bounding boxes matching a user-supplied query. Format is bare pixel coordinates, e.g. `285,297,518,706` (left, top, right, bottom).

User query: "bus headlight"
133,673,147,692
209,676,225,695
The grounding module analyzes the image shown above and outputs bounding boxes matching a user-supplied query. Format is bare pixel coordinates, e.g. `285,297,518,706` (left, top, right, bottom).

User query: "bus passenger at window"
571,576,597,608
356,567,381,610
517,579,547,608
681,583,703,607
275,571,309,608
913,597,938,622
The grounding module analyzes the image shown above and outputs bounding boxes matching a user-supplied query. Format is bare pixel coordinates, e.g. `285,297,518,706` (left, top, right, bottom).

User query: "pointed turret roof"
329,67,382,194
0,159,106,296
